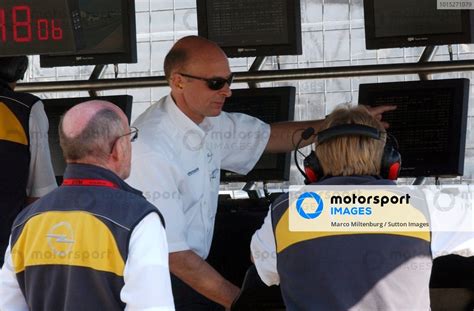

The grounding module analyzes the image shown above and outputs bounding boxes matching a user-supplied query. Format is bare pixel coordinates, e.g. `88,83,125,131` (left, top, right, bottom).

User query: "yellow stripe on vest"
275,208,431,253
0,102,28,145
12,211,125,276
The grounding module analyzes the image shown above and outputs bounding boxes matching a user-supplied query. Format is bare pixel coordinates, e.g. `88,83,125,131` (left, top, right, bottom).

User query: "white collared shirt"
127,95,270,258
28,100,57,197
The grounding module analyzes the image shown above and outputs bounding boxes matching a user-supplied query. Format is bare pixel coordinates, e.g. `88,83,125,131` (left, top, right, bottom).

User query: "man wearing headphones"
0,56,57,265
250,105,433,310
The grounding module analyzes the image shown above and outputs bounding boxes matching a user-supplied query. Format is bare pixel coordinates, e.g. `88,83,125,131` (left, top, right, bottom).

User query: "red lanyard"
62,179,118,189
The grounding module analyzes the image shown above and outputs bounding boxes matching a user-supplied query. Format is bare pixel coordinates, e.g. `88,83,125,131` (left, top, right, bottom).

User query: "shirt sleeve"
121,213,175,311
429,192,474,258
127,151,189,253
431,231,474,259
219,112,271,175
0,241,29,311
27,100,57,197
250,208,280,286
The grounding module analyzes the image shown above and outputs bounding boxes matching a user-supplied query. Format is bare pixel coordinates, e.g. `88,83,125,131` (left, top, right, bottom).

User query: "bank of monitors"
40,0,137,66
43,95,133,179
364,0,474,49
358,79,469,177
197,0,302,57
221,86,296,182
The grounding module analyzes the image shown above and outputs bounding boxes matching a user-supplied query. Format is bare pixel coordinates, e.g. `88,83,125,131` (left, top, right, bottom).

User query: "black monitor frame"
220,86,296,182
40,0,137,67
358,79,469,178
43,95,133,180
197,0,302,58
363,0,474,49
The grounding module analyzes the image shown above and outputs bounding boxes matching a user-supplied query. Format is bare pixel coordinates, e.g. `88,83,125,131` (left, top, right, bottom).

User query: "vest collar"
316,175,395,185
63,163,142,196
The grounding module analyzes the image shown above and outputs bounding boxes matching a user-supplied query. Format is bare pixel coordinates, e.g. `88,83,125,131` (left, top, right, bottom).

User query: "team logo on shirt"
47,221,75,257
187,167,200,176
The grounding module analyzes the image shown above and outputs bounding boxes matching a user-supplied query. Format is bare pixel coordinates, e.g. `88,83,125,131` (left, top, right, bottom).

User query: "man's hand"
364,105,397,129
170,250,240,308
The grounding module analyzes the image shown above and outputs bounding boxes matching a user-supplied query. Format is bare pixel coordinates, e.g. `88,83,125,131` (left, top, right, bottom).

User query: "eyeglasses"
118,126,139,142
178,72,234,90
109,127,139,153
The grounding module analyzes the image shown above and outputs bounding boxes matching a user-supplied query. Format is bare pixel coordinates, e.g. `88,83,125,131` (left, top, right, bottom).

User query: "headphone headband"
298,124,401,183
317,124,383,145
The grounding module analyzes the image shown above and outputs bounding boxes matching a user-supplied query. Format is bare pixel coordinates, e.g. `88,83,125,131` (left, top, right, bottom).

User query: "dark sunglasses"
179,72,234,90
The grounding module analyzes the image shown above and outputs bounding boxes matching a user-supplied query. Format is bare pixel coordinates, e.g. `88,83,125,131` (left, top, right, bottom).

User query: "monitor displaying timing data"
197,0,302,57
364,0,474,49
358,79,469,177
43,95,132,180
221,86,296,182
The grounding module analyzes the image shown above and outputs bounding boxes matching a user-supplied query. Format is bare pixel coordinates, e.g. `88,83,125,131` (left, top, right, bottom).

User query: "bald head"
164,35,227,81
61,100,126,138
59,100,127,163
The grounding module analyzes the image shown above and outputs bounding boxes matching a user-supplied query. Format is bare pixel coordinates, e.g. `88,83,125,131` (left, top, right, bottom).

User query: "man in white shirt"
0,100,175,310
0,56,57,265
127,35,395,310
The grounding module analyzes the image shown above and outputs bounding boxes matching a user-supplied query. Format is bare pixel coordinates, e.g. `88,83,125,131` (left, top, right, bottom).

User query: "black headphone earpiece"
299,124,401,184
0,56,28,83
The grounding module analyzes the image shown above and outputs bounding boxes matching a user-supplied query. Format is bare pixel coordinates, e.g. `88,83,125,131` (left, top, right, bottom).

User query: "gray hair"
59,108,125,162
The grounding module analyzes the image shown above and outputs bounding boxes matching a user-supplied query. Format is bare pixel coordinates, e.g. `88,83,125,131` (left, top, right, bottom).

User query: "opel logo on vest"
46,221,75,257
296,192,324,219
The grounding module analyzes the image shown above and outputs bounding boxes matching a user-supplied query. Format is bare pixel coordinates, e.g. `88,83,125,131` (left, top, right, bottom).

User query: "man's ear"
109,138,122,162
170,73,184,91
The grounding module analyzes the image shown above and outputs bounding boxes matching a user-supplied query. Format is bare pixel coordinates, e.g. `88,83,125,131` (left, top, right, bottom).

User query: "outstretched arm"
264,105,397,153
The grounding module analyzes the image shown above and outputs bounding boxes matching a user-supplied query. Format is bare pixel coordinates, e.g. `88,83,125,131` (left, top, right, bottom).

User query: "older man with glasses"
127,35,395,310
0,100,174,311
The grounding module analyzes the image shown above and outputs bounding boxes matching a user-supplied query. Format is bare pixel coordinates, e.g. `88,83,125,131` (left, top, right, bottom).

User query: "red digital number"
51,19,63,40
0,9,5,42
37,19,48,40
13,6,32,42
2,5,64,45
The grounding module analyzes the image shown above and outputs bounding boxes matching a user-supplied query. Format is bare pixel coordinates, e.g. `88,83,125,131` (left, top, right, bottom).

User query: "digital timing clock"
0,0,77,56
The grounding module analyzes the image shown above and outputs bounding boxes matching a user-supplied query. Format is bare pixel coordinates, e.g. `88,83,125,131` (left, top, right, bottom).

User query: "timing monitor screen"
40,0,136,66
358,79,469,177
374,0,461,37
220,86,296,182
43,95,133,179
197,0,302,57
364,0,473,49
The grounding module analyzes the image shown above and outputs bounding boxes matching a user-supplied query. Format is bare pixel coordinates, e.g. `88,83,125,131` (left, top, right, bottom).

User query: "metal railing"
16,59,474,93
